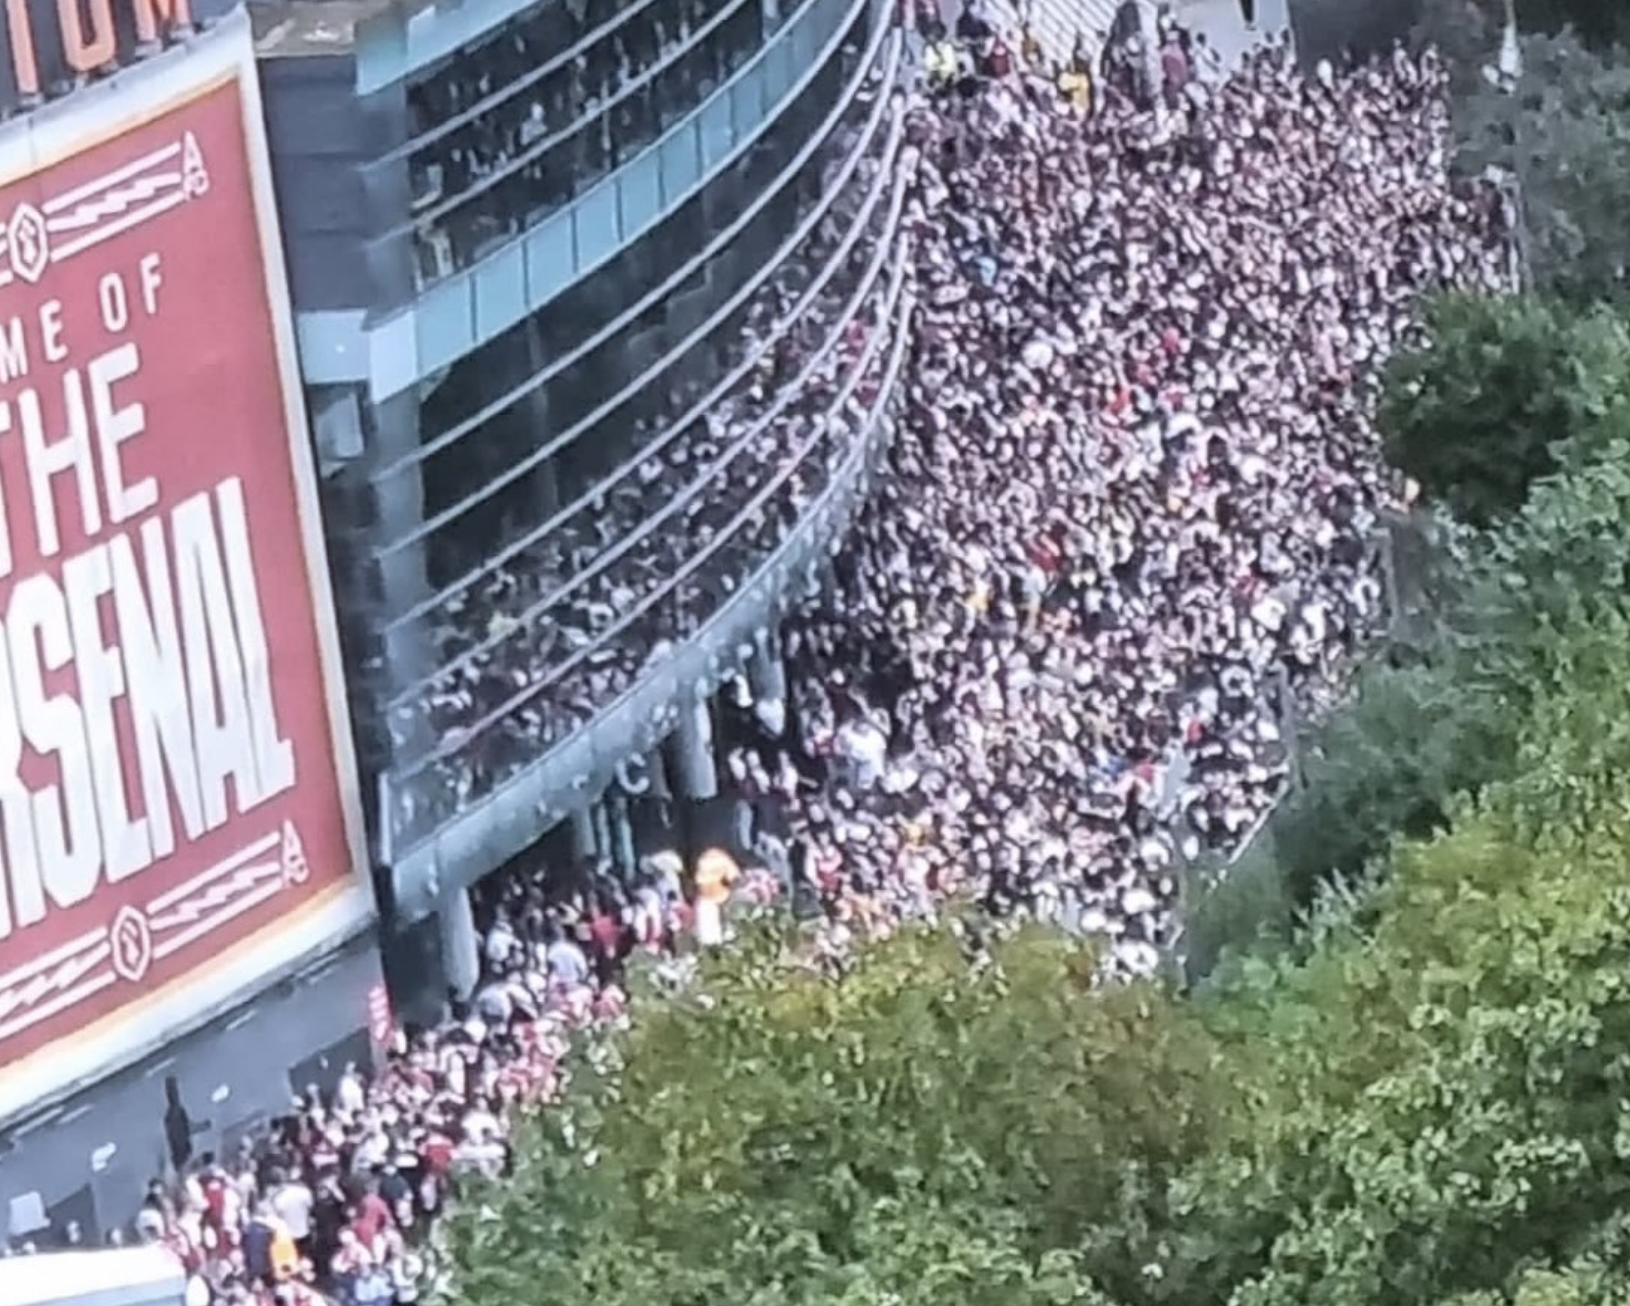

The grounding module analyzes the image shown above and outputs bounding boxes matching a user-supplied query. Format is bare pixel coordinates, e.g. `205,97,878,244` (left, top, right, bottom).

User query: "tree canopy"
1448,29,1630,303
436,632,1630,1305
1377,292,1630,525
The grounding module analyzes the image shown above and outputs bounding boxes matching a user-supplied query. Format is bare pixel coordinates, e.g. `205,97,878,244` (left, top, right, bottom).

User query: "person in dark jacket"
162,1076,194,1174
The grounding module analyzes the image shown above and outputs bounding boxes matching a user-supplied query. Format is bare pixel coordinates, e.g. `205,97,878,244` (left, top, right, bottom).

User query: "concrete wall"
1287,0,1419,62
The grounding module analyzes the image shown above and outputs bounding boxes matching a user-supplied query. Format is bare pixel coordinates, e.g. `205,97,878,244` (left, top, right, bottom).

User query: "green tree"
1451,30,1630,303
1179,623,1630,1306
437,666,1630,1306
1378,292,1630,525
1515,0,1630,51
1415,0,1630,70
435,926,1234,1306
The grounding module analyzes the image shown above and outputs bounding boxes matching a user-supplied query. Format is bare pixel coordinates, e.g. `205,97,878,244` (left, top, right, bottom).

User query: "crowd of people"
20,8,1515,1305
755,11,1508,971
390,73,912,843
409,0,768,281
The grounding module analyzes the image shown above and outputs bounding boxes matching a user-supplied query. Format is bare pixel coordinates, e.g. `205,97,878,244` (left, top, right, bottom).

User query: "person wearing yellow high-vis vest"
925,29,959,93
1059,35,1095,114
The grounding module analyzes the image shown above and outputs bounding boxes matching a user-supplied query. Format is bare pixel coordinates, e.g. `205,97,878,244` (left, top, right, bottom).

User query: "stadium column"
748,629,788,737
367,390,441,759
673,695,720,800
523,315,560,519
570,806,599,862
1138,0,1162,103
607,794,637,876
438,885,481,999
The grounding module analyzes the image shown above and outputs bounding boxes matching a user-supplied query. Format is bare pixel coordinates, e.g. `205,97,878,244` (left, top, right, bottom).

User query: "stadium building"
0,0,909,1246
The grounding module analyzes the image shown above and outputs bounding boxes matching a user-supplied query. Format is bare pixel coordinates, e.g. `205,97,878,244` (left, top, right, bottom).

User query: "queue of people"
15,12,1511,1305
391,77,912,843
752,18,1508,972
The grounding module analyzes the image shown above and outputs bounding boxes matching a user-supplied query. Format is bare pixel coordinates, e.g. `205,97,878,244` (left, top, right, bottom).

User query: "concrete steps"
937,0,1125,68
1016,0,1123,65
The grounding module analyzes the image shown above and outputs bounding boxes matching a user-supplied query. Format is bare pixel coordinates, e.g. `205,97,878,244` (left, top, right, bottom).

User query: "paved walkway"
1173,0,1293,65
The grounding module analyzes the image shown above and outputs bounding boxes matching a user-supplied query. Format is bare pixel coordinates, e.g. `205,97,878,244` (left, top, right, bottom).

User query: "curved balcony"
378,39,903,726
365,0,869,398
381,125,911,913
385,44,905,803
388,290,912,915
388,0,770,287
375,0,897,590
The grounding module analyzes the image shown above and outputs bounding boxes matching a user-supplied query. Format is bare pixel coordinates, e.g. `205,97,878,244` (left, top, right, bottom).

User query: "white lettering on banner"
0,319,26,385
0,311,298,943
19,362,103,559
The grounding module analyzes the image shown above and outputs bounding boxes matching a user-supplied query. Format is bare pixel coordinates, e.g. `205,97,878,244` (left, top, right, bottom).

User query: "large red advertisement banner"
0,22,370,1121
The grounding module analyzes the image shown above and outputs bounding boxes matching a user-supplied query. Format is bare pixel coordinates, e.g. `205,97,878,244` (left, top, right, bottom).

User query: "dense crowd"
408,0,769,280
31,12,1512,1306
757,15,1507,971
390,75,912,842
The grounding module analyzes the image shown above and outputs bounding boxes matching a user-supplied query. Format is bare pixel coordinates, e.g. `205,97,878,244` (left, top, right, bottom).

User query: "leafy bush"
437,618,1630,1304
1451,30,1630,304
1378,293,1630,525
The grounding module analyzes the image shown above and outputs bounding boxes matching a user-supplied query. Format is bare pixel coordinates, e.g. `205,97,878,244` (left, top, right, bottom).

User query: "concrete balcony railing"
382,34,911,913
359,0,879,401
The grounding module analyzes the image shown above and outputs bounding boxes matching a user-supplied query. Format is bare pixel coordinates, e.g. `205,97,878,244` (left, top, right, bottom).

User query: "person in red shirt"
349,1180,394,1249
200,1164,230,1237
418,1130,455,1183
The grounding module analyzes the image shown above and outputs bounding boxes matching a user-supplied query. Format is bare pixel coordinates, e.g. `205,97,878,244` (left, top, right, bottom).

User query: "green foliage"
1179,618,1630,1305
1378,292,1630,525
1268,656,1509,891
1450,30,1630,303
1176,830,1295,984
437,926,1235,1306
439,628,1630,1304
1415,0,1630,72
432,420,1630,1306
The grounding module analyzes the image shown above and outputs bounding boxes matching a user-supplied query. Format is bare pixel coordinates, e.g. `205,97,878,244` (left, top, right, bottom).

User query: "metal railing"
1162,513,1431,979
385,278,914,914
372,0,887,486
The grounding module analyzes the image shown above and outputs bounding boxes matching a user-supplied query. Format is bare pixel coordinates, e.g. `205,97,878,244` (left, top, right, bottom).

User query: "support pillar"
438,887,480,1001
1136,0,1162,108
645,747,671,802
607,793,637,878
357,388,441,894
523,317,561,518
367,390,437,699
748,631,788,738
570,806,600,862
673,697,719,800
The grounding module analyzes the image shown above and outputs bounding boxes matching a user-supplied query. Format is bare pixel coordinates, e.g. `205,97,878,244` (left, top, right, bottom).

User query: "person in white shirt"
268,1172,314,1245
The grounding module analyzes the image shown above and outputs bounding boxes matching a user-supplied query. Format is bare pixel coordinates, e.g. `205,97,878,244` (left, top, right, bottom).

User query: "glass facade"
394,0,869,386
334,0,909,902
386,0,778,286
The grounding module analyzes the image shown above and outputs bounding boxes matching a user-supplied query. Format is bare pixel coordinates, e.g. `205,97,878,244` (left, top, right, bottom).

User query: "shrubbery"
437,605,1630,1305
434,13,1630,1306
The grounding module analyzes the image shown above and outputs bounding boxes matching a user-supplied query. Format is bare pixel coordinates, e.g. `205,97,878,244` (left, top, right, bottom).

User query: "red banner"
366,982,394,1049
0,38,368,1116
